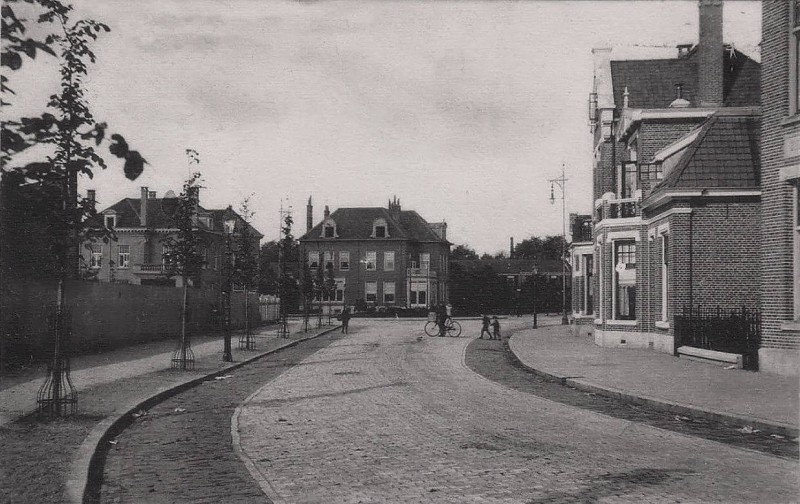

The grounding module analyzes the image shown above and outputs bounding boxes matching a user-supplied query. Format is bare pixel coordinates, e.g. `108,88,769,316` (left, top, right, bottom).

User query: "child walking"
480,314,492,339
491,316,501,340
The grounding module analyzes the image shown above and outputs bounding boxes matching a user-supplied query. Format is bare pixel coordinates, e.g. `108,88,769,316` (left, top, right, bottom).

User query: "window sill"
780,321,800,332
594,318,602,325
780,114,800,128
655,321,670,330
608,319,637,326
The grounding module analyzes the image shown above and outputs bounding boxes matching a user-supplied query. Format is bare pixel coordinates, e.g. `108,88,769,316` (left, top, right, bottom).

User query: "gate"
673,305,761,371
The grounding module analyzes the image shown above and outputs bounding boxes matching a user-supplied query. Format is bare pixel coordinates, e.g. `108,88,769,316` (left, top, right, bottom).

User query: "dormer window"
104,214,116,229
372,218,389,238
320,218,338,238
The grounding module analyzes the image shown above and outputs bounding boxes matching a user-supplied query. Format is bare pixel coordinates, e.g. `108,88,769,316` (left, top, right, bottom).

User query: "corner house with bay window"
299,197,450,313
587,0,762,363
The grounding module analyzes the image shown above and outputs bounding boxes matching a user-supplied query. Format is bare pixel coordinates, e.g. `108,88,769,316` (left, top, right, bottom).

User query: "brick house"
82,186,263,292
569,214,594,336
759,1,800,375
587,0,761,357
298,197,450,312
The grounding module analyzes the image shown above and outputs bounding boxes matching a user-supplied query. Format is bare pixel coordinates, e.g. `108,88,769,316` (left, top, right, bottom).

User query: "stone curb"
66,325,342,504
505,333,799,439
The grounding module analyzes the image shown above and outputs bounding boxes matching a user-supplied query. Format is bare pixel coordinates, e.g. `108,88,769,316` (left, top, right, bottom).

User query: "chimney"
698,0,723,107
388,195,401,219
677,43,693,58
510,237,514,258
140,186,148,226
148,190,156,199
306,196,313,232
323,205,330,219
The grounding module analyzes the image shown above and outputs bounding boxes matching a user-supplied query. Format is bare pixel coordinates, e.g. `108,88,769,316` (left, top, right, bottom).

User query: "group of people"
480,314,501,340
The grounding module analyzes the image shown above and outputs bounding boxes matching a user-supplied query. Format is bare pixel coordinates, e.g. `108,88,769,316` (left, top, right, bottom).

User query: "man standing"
437,303,448,337
340,307,351,334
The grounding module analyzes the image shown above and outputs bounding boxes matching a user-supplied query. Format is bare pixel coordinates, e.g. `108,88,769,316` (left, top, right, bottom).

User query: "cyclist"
436,303,448,337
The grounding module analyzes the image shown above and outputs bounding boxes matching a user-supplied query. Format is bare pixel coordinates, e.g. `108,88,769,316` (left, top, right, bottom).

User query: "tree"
234,196,258,350
512,235,568,261
1,0,146,416
162,168,204,370
277,210,294,337
450,244,478,260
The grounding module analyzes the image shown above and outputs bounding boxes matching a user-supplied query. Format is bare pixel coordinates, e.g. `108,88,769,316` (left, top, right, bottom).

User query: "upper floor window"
324,251,334,270
617,162,638,199
384,252,395,271
614,241,636,320
308,251,319,269
372,218,389,238
104,214,116,229
118,244,130,269
420,253,430,270
339,251,350,271
365,251,376,271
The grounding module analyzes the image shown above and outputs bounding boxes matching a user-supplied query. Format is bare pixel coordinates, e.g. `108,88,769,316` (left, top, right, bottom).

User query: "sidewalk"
0,320,327,426
508,323,799,436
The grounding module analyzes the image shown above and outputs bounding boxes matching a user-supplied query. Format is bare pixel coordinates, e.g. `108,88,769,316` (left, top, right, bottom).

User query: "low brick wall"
1,279,260,362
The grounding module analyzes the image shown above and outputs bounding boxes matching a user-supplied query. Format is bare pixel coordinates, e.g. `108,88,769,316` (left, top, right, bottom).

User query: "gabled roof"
647,113,760,197
95,197,263,238
610,48,759,109
300,207,445,242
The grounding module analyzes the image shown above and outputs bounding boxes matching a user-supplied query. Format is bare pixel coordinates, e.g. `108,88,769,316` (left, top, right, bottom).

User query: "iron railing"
673,305,761,371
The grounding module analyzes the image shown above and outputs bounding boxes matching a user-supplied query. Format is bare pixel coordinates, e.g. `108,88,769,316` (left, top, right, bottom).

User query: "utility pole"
549,164,569,326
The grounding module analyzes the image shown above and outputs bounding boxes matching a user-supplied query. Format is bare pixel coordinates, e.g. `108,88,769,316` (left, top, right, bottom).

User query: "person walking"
491,316,501,340
340,307,351,334
480,314,492,339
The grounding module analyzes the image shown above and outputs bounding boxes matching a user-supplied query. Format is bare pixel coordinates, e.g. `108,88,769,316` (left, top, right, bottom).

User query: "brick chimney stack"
306,196,313,232
324,205,330,219
140,186,148,226
510,237,514,259
698,0,724,107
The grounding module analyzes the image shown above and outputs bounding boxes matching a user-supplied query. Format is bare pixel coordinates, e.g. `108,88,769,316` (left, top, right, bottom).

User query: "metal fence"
673,305,761,371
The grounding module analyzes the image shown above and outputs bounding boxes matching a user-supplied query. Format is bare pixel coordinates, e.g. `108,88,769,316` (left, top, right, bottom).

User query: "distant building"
568,214,594,335
759,1,799,375
81,186,263,291
298,197,450,312
588,0,761,358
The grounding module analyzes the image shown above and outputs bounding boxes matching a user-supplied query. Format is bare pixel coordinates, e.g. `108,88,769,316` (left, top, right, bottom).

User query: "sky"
7,0,761,255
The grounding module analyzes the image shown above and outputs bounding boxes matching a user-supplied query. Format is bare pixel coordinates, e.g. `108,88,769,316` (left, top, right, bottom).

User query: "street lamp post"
549,165,569,326
223,217,236,362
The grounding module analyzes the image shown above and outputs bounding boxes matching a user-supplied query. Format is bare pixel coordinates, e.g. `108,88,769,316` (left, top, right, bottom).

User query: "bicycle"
424,317,462,337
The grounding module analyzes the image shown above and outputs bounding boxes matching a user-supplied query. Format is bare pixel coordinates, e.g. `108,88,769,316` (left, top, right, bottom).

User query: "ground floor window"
118,244,130,269
384,281,395,303
614,240,636,320
335,278,345,302
410,280,427,307
365,281,377,303
90,244,103,269
584,254,594,314
660,233,669,322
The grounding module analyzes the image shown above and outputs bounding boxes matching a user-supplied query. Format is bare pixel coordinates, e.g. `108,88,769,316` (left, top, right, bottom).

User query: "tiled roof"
648,114,760,194
452,259,568,276
96,198,263,238
300,207,444,242
610,48,759,109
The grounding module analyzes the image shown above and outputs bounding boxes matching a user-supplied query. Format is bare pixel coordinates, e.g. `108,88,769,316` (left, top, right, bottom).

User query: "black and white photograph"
1,0,798,502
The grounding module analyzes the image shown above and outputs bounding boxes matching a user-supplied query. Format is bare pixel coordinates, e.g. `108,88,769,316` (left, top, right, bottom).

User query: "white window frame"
118,244,130,269
609,233,638,323
595,238,603,323
308,251,319,269
372,218,389,238
335,278,345,302
383,281,395,303
365,281,378,303
384,251,395,271
339,251,350,271
365,251,376,271
659,228,670,324
90,244,103,269
104,214,116,229
324,251,334,270
410,279,428,307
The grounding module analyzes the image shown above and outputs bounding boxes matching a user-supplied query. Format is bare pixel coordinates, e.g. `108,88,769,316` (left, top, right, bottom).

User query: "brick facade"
759,1,800,374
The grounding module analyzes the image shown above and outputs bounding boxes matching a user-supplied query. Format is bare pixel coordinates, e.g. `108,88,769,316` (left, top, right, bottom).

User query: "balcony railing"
595,196,640,222
407,267,437,278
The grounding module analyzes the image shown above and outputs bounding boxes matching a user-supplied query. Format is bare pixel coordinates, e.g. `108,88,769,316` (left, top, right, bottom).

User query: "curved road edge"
67,325,342,504
505,331,799,439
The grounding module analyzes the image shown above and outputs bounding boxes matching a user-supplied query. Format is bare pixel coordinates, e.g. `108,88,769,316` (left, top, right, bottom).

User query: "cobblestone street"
98,319,798,503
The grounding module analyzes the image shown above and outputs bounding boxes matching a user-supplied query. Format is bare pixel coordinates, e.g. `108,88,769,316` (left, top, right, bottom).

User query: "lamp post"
549,164,569,325
223,217,236,362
